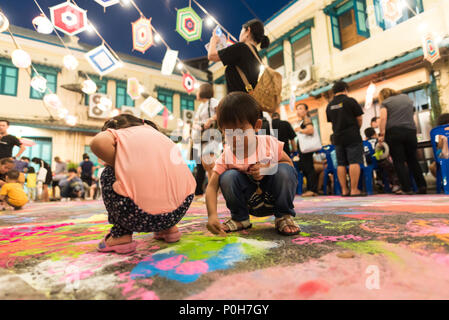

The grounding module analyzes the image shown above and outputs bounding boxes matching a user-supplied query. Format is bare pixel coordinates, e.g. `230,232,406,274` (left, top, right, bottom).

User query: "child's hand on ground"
207,218,227,236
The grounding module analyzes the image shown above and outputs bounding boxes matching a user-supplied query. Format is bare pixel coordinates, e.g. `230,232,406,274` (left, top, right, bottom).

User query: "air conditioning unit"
121,106,141,117
291,65,313,88
88,93,110,119
183,109,195,124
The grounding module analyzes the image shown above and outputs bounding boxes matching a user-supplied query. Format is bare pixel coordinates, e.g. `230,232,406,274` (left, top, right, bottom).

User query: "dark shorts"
335,142,364,166
81,175,93,187
44,169,52,186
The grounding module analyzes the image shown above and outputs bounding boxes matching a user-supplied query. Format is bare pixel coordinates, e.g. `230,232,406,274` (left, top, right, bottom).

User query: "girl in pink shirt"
90,114,196,254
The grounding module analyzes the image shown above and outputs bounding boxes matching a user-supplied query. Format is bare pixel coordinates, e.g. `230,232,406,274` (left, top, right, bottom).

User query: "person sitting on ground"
206,92,300,237
52,156,67,199
59,169,84,200
0,170,28,210
90,114,196,254
0,157,15,188
365,127,401,193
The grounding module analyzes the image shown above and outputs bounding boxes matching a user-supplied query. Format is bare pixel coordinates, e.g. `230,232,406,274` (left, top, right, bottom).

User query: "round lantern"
43,94,63,110
65,115,77,126
109,109,120,117
11,49,31,68
32,15,54,34
82,79,97,94
63,54,78,70
0,12,9,33
30,76,47,93
100,96,112,109
56,108,69,120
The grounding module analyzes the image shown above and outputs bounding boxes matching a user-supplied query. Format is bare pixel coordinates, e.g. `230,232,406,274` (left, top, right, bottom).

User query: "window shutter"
353,0,370,37
373,0,386,30
330,15,342,50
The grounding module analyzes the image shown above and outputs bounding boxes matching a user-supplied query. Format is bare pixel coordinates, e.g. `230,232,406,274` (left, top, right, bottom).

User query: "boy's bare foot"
105,234,132,247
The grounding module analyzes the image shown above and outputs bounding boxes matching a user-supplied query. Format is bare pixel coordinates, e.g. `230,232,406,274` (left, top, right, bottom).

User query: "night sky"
1,0,293,63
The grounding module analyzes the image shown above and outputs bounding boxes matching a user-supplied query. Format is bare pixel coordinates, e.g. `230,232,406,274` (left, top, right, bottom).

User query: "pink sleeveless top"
107,125,196,214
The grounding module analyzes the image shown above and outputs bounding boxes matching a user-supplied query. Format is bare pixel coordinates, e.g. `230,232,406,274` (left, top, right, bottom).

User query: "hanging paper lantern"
82,79,97,94
381,0,403,24
49,2,87,36
56,108,69,120
65,115,77,126
94,0,120,8
43,94,63,110
127,78,141,100
176,7,203,42
100,96,112,109
11,49,31,68
109,108,120,117
85,45,120,76
161,49,178,76
139,97,164,118
423,33,440,64
0,12,9,33
20,138,36,147
30,76,47,93
32,15,54,34
63,54,79,70
182,73,196,94
132,17,153,54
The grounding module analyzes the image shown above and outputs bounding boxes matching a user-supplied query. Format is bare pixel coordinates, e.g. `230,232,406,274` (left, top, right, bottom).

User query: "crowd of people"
1,18,448,254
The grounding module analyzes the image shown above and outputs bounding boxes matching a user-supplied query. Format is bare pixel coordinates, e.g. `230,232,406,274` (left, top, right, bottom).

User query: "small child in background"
26,167,37,202
206,92,300,237
0,170,28,210
90,114,196,254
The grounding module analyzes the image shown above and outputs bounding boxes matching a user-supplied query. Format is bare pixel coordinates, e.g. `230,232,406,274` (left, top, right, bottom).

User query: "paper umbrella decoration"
85,45,121,76
176,7,202,42
49,2,88,36
132,17,154,53
182,73,196,94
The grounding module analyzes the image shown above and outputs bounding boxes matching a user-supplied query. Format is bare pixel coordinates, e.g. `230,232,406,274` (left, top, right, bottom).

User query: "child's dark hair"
242,19,270,49
198,83,214,100
332,81,349,94
371,117,379,124
365,127,376,139
6,170,20,180
216,92,261,129
437,113,449,126
102,114,159,132
68,168,77,174
27,167,35,173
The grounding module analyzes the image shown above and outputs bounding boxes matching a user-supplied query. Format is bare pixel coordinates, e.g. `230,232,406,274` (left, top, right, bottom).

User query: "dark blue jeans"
219,163,298,222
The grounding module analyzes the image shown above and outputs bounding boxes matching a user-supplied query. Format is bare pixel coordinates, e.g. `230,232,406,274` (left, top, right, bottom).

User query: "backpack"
236,44,282,113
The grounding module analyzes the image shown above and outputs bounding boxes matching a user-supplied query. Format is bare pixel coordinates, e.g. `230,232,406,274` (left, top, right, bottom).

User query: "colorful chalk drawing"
130,235,279,283
292,234,370,245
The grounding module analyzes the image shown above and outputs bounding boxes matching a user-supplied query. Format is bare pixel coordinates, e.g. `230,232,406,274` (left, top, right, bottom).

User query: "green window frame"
30,65,59,100
0,58,18,96
157,88,173,115
180,94,195,112
116,80,135,109
324,0,370,50
290,28,314,71
373,0,424,30
85,76,107,105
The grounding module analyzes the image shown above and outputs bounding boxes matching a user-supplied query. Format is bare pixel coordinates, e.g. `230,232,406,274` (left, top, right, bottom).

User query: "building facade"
211,0,449,145
0,25,207,167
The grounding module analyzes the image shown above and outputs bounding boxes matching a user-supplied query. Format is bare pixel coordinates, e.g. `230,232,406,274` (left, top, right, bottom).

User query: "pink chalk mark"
175,260,209,275
126,288,159,300
154,255,186,271
296,280,330,299
292,234,369,245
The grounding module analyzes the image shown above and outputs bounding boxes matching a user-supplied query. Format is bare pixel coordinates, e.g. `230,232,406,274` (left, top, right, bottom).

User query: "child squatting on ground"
0,169,28,210
90,114,196,254
206,92,301,236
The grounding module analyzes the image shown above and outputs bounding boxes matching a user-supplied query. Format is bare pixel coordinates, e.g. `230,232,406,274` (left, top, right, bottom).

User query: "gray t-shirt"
381,94,416,131
54,161,67,175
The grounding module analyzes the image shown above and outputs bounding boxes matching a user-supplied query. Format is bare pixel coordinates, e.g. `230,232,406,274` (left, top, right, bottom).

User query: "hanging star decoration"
176,7,203,42
132,17,154,53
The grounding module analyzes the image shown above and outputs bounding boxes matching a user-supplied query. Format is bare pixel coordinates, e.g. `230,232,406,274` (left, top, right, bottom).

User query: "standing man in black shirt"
0,120,26,160
326,81,365,197
271,112,297,155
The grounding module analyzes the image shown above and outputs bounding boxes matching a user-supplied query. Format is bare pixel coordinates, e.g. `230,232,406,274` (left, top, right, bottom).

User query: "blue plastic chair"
292,152,303,195
358,141,377,195
430,124,449,194
321,145,341,196
180,148,197,173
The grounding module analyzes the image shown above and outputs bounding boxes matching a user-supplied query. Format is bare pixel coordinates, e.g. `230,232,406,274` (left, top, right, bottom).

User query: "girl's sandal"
97,234,137,254
223,219,252,233
275,216,301,236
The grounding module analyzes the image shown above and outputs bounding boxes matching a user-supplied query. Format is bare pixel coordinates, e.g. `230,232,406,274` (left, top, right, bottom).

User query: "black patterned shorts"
101,166,194,238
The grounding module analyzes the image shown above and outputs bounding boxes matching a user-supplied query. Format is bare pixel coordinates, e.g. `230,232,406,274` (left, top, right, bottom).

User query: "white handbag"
37,161,48,183
297,120,322,153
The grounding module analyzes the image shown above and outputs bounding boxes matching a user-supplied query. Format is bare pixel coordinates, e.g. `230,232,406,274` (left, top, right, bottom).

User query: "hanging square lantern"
127,78,141,100
85,45,120,76
49,2,88,36
132,17,154,53
182,72,196,94
381,0,403,24
94,0,120,8
161,49,178,76
176,7,202,42
423,34,440,64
